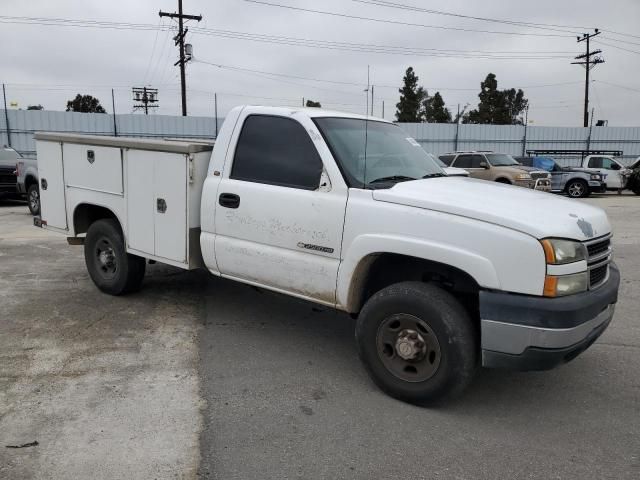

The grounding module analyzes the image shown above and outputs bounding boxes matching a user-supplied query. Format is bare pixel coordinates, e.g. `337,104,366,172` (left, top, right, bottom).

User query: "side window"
231,115,323,190
588,157,603,168
469,155,485,168
439,154,454,166
601,158,619,170
453,155,473,168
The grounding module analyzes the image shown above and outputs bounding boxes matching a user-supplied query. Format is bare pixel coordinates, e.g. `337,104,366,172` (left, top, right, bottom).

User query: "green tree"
395,67,426,122
421,91,451,123
305,99,322,108
27,104,44,110
65,94,106,113
464,73,528,125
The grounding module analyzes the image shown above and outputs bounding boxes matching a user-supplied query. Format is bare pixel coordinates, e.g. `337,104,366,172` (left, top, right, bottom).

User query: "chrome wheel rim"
568,183,585,197
29,189,39,211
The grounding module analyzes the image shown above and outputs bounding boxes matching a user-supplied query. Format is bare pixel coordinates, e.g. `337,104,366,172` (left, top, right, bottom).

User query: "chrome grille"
530,171,550,180
584,234,612,289
587,238,610,257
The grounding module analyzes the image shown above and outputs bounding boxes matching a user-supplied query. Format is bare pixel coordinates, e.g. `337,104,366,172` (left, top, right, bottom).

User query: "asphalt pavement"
1,194,638,479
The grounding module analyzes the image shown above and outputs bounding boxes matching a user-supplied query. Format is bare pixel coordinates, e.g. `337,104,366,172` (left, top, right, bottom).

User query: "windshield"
427,153,448,168
486,153,519,167
313,117,444,188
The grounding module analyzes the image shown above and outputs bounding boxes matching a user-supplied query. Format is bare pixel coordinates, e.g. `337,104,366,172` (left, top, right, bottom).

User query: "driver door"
213,114,347,305
588,157,622,189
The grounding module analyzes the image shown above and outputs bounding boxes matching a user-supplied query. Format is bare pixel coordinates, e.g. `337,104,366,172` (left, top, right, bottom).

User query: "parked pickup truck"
33,106,619,405
580,154,632,191
16,156,40,215
517,156,606,198
0,146,20,197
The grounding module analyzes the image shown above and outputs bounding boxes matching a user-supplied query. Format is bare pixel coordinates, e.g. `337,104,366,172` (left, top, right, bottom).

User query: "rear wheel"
27,184,40,215
355,282,477,406
84,219,145,295
566,179,589,198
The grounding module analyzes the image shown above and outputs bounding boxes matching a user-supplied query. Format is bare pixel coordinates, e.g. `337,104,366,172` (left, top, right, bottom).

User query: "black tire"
565,179,589,198
355,282,477,406
84,219,146,295
628,171,640,195
27,184,40,215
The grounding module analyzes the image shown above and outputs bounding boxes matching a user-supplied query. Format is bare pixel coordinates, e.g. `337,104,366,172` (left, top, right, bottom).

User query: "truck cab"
583,155,631,190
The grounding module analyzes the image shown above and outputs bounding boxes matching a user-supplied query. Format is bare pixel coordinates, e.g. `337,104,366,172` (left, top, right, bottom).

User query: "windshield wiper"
421,173,446,179
368,175,417,184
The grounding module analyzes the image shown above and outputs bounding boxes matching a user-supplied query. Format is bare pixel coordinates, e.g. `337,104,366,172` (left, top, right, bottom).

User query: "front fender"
337,234,500,311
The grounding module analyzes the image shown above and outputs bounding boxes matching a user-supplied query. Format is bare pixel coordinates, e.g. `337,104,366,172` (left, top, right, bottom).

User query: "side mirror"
610,163,621,171
479,161,488,169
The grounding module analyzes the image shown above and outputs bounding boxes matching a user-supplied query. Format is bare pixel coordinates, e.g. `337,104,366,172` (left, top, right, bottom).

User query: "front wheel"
84,219,146,295
27,184,40,215
566,179,589,198
355,282,477,406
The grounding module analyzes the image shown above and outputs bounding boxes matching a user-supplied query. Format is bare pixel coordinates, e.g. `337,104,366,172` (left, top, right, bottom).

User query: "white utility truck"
34,106,619,405
580,154,632,190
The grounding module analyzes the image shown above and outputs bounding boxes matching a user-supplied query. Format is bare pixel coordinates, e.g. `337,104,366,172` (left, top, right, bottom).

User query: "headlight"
515,173,531,180
540,238,587,265
590,174,601,181
544,272,589,297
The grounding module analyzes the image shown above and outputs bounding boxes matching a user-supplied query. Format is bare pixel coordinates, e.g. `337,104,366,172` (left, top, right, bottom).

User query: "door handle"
219,193,240,209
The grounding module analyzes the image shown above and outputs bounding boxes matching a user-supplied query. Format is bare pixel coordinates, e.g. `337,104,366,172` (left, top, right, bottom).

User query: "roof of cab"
239,105,392,123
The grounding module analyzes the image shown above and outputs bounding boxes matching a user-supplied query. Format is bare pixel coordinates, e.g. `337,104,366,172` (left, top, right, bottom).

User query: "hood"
516,165,549,175
444,166,469,177
372,177,611,241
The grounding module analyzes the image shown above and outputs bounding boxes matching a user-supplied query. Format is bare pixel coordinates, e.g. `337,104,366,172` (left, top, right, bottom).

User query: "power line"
192,28,574,59
242,0,574,38
599,35,640,47
595,80,640,94
595,40,640,55
0,15,165,31
0,14,577,59
141,21,162,85
351,0,588,34
602,30,640,41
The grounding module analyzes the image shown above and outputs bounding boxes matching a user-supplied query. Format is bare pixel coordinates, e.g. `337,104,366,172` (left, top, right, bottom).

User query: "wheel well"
566,178,587,186
73,204,119,235
349,253,480,320
25,175,38,188
495,177,511,184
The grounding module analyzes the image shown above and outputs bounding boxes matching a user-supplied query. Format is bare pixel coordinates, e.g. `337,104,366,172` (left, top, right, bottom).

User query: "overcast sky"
1,0,639,126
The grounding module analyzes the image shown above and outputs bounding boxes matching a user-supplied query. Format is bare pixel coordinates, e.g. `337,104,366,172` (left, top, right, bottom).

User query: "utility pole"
159,0,202,116
572,29,604,127
132,87,159,115
214,93,218,138
2,83,11,147
364,65,370,117
522,105,530,157
370,85,374,116
111,88,118,136
382,100,385,119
